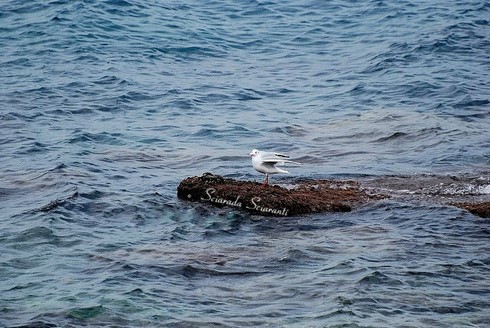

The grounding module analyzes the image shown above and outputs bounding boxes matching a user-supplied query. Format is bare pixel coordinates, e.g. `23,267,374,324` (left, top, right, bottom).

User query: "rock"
177,173,387,216
450,201,490,218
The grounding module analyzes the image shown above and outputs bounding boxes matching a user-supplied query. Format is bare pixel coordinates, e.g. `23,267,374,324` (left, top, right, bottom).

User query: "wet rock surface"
178,173,490,218
450,201,490,218
177,173,387,216
361,173,490,218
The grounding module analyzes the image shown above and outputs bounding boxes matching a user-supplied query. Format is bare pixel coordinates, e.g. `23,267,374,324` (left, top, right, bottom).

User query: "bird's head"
249,149,259,157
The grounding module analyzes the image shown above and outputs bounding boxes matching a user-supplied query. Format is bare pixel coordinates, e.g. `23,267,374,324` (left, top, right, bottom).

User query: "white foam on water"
480,185,490,195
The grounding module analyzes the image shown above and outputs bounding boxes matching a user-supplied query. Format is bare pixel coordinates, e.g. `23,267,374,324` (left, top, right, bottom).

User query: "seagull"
249,149,300,186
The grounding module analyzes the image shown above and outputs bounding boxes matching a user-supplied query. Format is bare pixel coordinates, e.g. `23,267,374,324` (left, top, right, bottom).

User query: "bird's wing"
260,158,301,166
259,151,301,166
260,151,290,161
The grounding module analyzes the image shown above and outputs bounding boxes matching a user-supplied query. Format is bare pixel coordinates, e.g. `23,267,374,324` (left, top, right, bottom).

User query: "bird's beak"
249,152,254,157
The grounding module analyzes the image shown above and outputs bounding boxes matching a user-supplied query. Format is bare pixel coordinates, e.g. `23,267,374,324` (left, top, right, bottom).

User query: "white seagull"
249,149,300,186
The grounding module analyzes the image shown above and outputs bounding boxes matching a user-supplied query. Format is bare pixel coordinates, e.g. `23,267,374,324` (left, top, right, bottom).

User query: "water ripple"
1,0,489,327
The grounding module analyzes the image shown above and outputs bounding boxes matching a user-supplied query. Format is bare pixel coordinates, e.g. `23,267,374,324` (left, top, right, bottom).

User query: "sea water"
1,1,489,327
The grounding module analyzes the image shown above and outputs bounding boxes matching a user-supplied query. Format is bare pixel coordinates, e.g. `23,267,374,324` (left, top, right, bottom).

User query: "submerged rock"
177,173,386,216
177,173,490,218
450,201,490,218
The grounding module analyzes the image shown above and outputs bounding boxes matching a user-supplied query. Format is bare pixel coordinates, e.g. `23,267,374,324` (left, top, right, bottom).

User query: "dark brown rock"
177,173,387,216
450,201,490,218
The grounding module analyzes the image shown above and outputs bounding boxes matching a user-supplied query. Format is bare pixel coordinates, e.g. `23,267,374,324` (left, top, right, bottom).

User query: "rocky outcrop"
450,201,490,218
177,173,386,216
177,173,490,218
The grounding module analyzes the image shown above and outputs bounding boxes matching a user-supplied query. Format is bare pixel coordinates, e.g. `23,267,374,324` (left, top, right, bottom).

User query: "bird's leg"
262,174,269,187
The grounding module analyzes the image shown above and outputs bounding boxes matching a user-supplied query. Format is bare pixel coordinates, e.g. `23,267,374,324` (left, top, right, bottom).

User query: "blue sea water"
1,0,489,327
